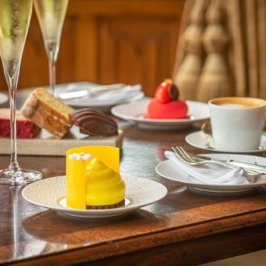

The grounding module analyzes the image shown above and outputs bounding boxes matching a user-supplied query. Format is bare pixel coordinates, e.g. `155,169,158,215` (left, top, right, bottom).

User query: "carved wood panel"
99,18,180,96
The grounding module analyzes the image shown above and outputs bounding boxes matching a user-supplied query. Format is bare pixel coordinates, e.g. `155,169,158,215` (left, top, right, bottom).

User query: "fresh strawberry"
154,79,179,103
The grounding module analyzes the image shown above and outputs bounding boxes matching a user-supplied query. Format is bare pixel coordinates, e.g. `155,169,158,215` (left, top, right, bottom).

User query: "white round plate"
54,82,144,113
0,92,8,105
22,175,168,218
186,131,266,154
155,153,266,193
111,100,210,130
65,92,144,113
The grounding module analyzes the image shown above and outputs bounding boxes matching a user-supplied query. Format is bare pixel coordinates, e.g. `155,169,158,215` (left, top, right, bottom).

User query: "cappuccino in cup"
208,97,266,151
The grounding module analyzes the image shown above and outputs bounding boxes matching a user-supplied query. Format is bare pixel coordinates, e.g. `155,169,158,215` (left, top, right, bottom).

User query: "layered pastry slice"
21,88,75,139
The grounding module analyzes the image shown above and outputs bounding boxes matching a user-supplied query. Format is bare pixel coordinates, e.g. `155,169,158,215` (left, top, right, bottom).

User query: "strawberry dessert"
145,79,188,119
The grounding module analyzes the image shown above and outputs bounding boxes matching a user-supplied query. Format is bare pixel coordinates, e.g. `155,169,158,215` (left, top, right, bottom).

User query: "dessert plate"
0,92,8,105
185,131,266,154
111,100,210,130
155,153,266,193
22,175,168,218
54,82,144,113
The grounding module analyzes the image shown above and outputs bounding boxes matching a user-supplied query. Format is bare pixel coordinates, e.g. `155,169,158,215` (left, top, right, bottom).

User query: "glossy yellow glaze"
66,146,121,209
85,157,125,206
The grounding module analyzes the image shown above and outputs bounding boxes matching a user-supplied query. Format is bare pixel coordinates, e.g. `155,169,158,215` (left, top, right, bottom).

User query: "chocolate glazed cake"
69,109,118,136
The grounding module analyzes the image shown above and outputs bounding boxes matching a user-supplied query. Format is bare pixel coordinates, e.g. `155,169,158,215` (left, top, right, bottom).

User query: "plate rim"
52,82,144,111
155,154,266,192
22,175,168,217
185,131,266,154
111,99,210,124
63,91,144,107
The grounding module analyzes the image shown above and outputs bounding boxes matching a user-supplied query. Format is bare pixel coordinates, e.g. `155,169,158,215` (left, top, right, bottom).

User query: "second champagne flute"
34,0,69,95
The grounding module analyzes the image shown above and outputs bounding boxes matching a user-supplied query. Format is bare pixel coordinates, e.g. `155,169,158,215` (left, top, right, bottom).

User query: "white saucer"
22,175,168,218
185,131,266,154
111,100,210,130
155,153,266,193
54,82,144,113
0,92,8,105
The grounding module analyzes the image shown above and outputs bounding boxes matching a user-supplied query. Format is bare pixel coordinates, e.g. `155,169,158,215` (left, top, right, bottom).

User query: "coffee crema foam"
211,97,266,108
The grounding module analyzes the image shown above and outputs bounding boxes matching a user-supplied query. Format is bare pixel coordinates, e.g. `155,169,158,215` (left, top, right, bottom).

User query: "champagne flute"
34,0,69,96
0,0,43,185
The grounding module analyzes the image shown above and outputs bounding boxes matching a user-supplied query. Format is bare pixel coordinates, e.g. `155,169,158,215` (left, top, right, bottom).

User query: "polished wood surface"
0,0,185,97
1,91,266,265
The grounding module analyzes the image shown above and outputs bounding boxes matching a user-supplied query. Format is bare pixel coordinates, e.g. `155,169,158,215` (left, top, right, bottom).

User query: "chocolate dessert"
69,109,118,136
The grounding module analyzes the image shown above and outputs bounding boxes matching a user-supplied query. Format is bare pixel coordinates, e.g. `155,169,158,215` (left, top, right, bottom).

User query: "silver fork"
172,146,264,176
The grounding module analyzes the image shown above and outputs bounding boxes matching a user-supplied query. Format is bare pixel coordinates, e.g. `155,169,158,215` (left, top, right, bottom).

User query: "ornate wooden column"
173,0,206,100
173,0,266,102
197,0,232,102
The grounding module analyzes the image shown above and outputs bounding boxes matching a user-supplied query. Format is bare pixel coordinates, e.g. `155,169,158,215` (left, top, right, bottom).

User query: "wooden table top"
1,90,266,266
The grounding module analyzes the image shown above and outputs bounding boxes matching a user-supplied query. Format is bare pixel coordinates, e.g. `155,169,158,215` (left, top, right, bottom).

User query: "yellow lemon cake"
66,146,125,209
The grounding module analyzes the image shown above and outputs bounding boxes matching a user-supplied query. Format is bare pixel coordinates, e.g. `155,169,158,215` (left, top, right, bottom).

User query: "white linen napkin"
63,84,142,105
164,151,253,185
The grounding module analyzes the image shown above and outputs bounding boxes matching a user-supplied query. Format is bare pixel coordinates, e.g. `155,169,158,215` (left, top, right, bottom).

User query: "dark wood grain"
1,91,266,265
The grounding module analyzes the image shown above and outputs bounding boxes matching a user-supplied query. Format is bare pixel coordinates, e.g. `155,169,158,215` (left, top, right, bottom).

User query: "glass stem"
6,72,20,172
46,44,58,96
49,58,56,96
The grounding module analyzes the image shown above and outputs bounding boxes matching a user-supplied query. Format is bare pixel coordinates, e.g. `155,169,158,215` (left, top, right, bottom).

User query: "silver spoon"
201,121,214,149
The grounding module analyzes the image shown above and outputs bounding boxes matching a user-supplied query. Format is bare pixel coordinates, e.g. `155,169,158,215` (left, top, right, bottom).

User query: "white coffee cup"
208,97,266,151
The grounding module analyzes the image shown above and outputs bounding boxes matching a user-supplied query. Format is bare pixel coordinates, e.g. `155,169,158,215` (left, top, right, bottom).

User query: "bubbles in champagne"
34,0,69,45
0,0,33,78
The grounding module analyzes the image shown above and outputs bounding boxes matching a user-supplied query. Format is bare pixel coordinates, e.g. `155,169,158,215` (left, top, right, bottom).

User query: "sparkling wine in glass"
0,0,43,185
34,0,69,95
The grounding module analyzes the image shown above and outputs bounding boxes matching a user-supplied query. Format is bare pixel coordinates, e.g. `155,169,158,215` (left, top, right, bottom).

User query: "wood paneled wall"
0,0,184,97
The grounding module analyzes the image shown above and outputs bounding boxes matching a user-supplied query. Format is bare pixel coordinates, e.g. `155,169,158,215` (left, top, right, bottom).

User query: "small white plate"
111,100,210,130
54,82,144,113
0,92,8,105
155,153,266,193
22,175,168,218
186,131,266,154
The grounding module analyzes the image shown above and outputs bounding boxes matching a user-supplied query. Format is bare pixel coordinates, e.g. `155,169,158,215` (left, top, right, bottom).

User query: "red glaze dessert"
145,79,188,119
0,108,40,139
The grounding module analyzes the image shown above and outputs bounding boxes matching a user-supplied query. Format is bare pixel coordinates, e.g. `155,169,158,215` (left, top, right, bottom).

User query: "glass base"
0,168,43,185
